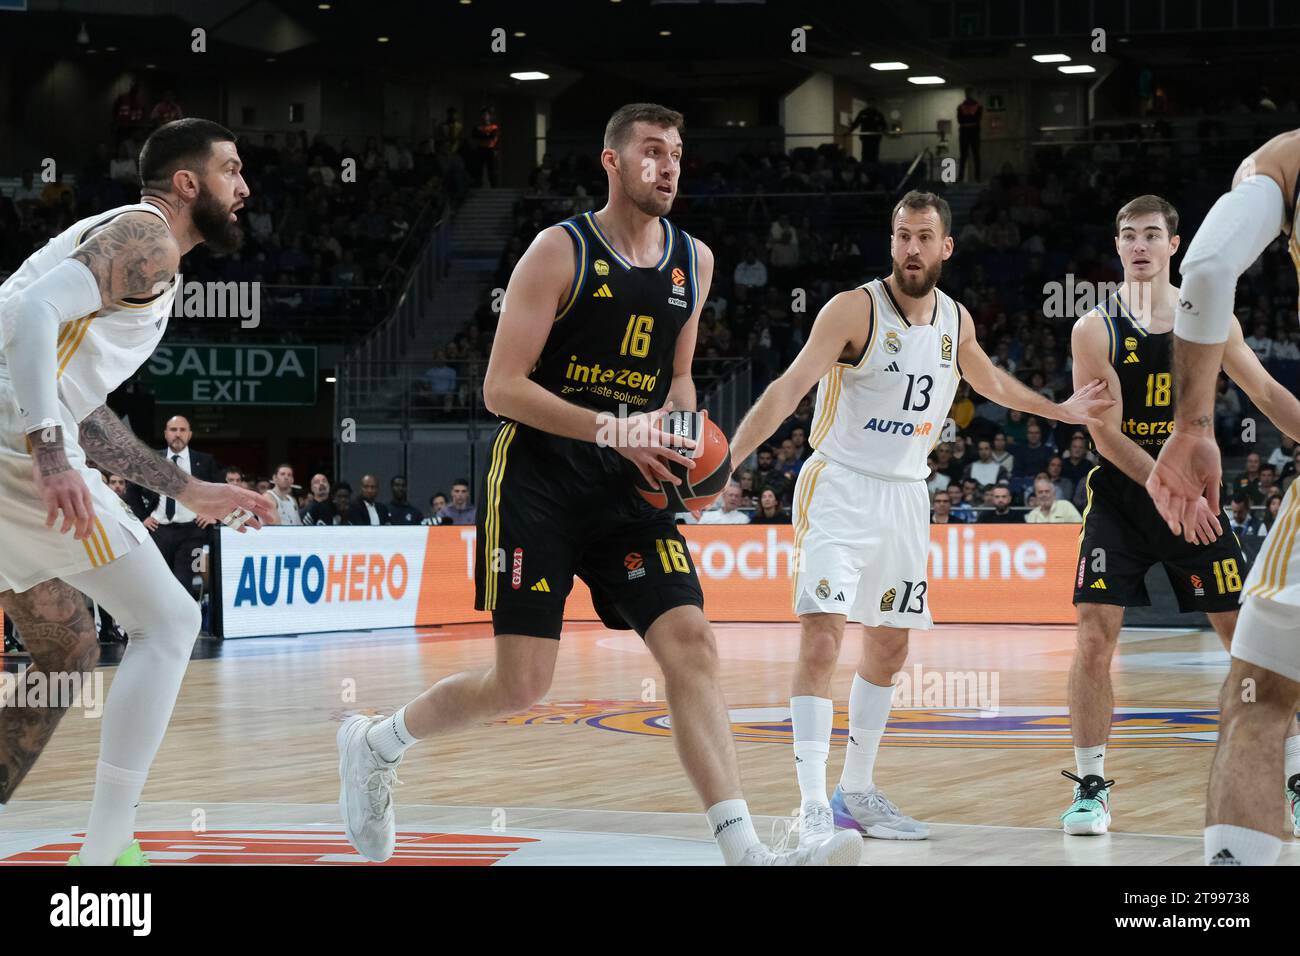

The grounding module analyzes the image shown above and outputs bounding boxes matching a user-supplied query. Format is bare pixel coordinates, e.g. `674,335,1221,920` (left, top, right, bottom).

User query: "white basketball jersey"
808,278,962,482
0,202,178,423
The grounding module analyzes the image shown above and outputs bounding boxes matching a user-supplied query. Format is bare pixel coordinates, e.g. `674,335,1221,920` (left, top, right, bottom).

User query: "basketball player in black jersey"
336,103,861,866
1063,194,1300,835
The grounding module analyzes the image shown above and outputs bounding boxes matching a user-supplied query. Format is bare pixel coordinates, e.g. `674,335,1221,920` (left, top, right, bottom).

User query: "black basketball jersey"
529,211,700,415
1093,292,1175,487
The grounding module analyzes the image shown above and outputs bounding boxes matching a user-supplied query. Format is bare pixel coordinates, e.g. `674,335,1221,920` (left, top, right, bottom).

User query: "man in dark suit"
346,473,391,526
125,415,219,598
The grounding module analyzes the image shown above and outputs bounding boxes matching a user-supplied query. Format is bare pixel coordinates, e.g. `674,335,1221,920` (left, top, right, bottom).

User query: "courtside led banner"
218,524,1081,637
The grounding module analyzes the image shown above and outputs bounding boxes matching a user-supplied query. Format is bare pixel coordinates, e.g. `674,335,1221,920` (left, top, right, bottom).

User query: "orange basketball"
632,411,732,512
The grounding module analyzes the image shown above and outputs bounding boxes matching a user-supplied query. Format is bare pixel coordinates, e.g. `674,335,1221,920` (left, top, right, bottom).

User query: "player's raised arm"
729,289,865,467
1069,311,1155,484
664,239,714,414
957,304,1113,426
1222,315,1300,445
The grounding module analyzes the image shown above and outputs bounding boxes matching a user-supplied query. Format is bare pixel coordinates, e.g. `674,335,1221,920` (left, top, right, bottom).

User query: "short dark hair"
335,482,352,494
1231,492,1250,505
430,492,447,505
275,462,293,474
139,118,236,191
225,466,242,478
1116,194,1179,237
604,102,684,153
891,190,952,236
391,474,407,484
452,478,469,489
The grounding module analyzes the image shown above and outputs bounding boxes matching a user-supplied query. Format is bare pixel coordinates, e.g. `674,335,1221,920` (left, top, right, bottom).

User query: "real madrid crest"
884,330,901,354
816,578,831,599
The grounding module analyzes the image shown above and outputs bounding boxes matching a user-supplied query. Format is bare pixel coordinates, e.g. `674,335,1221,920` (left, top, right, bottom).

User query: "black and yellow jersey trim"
555,220,588,321
581,211,675,271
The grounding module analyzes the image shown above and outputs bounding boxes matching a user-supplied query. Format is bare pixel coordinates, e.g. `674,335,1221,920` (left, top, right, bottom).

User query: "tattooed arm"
77,405,190,498
69,211,180,305
78,405,277,529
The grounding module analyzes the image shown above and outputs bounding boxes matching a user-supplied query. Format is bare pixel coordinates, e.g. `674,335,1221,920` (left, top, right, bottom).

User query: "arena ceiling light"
510,71,550,80
870,61,908,70
1032,53,1071,62
907,75,945,85
1059,64,1096,74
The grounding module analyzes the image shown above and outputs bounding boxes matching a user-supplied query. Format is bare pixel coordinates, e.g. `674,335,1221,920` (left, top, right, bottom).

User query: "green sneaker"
1060,770,1114,835
68,841,150,866
1288,774,1300,838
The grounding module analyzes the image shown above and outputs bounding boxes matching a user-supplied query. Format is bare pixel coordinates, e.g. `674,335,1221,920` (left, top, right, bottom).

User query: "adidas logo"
1090,579,1107,590
1209,849,1240,865
834,591,846,601
883,361,900,372
530,578,552,592
1123,352,1140,364
592,283,613,298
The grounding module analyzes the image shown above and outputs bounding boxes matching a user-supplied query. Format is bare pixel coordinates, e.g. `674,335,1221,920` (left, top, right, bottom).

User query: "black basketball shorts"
473,422,705,640
1073,466,1247,613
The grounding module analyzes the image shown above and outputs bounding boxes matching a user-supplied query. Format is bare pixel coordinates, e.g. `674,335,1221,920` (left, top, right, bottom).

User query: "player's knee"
1074,610,1118,669
653,619,719,676
799,628,840,677
493,666,552,714
1220,660,1299,723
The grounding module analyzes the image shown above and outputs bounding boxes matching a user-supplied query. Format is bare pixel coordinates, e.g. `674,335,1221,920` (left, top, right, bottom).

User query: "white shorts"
0,377,146,593
790,452,932,629
1232,480,1300,682
1242,478,1300,607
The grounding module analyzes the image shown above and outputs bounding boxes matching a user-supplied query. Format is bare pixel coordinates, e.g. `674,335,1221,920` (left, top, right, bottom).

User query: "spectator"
263,463,303,525
111,82,145,143
931,488,953,524
990,431,1014,474
124,415,219,598
1025,477,1083,523
1011,419,1054,479
945,436,971,482
109,141,139,186
847,99,888,164
388,475,424,525
926,453,951,496
957,87,983,182
964,439,1008,487
1267,435,1297,473
423,346,458,411
438,479,476,525
1227,493,1265,537
299,473,331,523
1258,464,1281,503
470,107,501,187
788,425,811,462
1059,433,1095,487
1215,375,1242,439
946,483,977,523
1281,445,1300,490
1232,452,1263,503
981,485,1020,523
305,483,351,526
108,474,128,499
422,493,451,526
436,107,464,155
949,382,975,430
767,214,799,284
1045,455,1075,502
150,90,183,127
256,479,272,494
749,487,790,524
348,474,392,525
224,467,244,485
1263,492,1285,531
697,481,750,524
733,248,769,300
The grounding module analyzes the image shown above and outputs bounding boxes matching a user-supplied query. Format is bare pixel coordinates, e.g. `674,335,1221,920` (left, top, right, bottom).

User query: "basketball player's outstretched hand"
179,480,276,532
1185,495,1224,546
31,454,96,540
1146,430,1223,542
1055,379,1114,426
612,400,697,487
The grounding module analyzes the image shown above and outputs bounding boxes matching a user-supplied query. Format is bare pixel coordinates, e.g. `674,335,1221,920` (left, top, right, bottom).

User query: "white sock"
367,706,417,763
1205,824,1281,865
791,696,832,807
64,544,201,865
840,674,893,793
707,799,762,865
1285,736,1300,788
79,761,148,865
1075,744,1106,779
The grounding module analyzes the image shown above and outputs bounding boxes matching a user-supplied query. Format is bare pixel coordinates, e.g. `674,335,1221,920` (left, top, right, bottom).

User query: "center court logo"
501,701,1220,748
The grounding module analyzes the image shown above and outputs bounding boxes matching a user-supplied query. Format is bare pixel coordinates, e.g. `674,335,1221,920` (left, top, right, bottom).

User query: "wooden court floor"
3,621,1298,865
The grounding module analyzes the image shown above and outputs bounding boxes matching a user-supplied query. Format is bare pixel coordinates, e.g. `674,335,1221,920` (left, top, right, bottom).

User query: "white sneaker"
739,829,863,866
337,715,402,862
797,801,836,850
831,784,930,840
